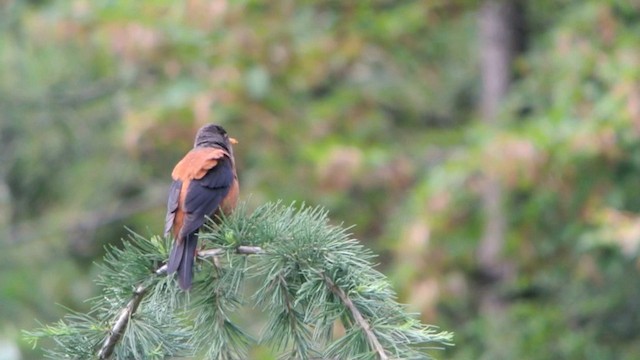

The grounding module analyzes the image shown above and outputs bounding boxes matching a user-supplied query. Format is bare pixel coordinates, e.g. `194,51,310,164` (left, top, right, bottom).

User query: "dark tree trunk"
477,0,524,313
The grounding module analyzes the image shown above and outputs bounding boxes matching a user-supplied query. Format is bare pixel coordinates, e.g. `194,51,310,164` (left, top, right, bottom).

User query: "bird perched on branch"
164,124,239,290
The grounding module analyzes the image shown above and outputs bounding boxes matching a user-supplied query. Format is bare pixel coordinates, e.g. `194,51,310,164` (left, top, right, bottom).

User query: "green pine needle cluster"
24,202,453,359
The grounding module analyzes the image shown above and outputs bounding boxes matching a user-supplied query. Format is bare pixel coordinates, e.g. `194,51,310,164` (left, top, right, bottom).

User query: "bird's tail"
167,233,198,290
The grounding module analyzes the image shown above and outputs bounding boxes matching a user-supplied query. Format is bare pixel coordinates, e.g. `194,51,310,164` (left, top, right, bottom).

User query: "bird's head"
193,124,238,152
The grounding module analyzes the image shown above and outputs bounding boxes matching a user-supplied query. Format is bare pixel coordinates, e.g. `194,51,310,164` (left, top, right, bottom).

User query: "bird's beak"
229,137,238,145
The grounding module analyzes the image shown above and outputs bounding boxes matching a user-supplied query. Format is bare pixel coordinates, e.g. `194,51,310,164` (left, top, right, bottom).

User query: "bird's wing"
166,148,234,240
164,180,182,236
171,147,228,181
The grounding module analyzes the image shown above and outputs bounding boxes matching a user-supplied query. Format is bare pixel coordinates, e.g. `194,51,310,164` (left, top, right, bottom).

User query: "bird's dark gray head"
193,124,237,151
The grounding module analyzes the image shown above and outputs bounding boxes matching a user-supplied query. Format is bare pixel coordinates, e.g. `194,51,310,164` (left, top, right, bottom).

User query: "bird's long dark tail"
167,232,198,290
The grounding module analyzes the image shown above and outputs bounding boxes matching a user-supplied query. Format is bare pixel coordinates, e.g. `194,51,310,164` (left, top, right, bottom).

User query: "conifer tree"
25,202,453,359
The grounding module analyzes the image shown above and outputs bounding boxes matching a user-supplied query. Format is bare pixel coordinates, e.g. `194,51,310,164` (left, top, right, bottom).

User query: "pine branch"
322,272,388,360
97,284,147,359
98,245,264,359
25,202,453,359
154,245,263,275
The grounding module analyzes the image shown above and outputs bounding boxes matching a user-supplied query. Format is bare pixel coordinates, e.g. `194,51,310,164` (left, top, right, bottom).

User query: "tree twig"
322,273,388,360
97,245,263,359
97,284,146,359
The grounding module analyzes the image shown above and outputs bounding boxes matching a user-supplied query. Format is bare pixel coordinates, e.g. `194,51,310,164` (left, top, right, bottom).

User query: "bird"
164,124,239,290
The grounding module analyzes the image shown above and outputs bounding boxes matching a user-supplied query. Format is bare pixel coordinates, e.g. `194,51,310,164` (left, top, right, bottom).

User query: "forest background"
2,0,640,359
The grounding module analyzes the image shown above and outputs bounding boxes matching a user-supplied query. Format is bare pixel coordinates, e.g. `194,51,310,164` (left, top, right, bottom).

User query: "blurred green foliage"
2,0,640,359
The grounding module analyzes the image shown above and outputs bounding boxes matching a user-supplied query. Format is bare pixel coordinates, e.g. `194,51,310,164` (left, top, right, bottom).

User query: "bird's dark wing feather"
164,180,182,236
166,147,229,238
178,157,234,238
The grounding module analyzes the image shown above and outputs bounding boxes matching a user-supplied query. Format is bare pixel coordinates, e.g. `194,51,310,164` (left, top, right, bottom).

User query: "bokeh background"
2,0,640,359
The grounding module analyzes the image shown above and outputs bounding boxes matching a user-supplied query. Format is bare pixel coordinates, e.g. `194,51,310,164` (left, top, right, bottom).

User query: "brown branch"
98,284,146,359
153,246,262,276
96,245,263,359
322,273,388,360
